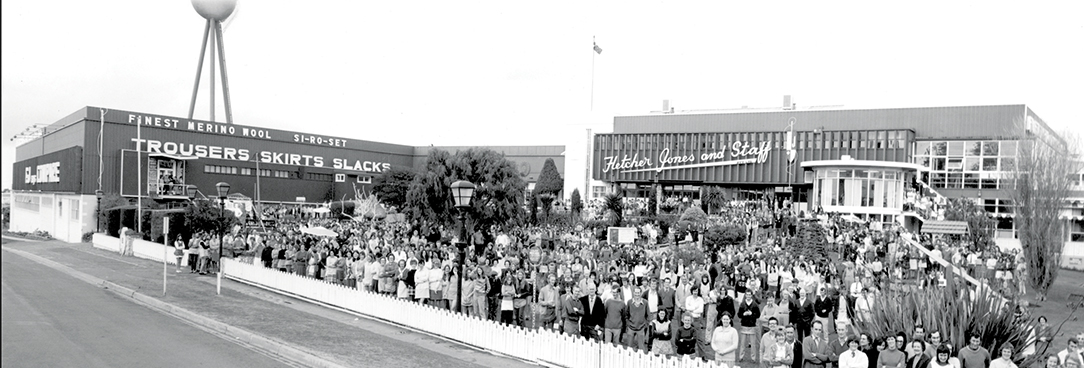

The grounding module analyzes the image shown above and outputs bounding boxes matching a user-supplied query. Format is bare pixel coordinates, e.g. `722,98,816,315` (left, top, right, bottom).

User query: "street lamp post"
215,182,231,274
215,182,230,296
95,190,104,233
450,180,476,314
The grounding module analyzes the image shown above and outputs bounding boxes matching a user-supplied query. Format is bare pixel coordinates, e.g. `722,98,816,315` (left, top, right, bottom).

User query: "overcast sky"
3,1,1083,192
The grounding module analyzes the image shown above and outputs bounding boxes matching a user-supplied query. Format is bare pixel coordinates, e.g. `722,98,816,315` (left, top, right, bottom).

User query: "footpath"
1,237,534,368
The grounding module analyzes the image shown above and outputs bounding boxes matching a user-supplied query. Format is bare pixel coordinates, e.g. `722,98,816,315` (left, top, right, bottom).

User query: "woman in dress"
441,265,456,310
711,312,739,366
649,310,674,356
499,274,516,325
324,251,340,284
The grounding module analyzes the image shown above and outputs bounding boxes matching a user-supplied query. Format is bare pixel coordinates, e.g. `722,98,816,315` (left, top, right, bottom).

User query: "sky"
3,1,1083,194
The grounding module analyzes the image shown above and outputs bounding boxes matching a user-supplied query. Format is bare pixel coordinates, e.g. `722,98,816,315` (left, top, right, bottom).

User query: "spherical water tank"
191,0,237,21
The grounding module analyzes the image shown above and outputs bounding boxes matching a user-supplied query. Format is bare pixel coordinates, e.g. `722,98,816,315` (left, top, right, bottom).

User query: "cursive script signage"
602,140,772,174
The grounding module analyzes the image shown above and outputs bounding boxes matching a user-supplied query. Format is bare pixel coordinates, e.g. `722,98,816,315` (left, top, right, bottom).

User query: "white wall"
9,192,94,243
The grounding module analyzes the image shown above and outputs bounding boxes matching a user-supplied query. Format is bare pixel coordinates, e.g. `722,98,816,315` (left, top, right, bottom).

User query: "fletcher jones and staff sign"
602,141,772,174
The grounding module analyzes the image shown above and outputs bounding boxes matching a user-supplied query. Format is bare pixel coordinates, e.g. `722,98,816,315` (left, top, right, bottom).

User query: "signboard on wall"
12,146,83,193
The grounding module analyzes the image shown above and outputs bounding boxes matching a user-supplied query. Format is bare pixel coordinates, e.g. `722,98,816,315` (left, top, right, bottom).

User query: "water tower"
188,0,238,124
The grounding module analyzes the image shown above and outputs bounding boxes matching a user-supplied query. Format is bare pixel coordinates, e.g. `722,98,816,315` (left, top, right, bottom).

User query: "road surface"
1,248,294,368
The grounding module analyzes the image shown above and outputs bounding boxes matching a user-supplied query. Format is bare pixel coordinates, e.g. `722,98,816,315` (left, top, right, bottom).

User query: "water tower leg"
187,19,212,119
209,23,216,122
214,20,234,125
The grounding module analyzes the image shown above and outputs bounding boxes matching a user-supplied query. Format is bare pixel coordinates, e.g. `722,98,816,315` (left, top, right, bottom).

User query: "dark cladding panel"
593,130,913,185
12,146,83,192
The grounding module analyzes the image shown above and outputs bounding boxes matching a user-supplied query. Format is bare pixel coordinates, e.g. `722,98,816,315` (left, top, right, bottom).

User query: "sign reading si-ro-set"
602,141,773,174
102,108,363,149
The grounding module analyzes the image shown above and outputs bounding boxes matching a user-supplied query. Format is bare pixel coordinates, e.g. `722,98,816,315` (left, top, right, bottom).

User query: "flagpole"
590,36,596,111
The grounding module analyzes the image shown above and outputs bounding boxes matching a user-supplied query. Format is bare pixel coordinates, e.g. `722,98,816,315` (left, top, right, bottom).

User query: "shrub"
703,223,747,252
81,232,94,243
853,283,1039,367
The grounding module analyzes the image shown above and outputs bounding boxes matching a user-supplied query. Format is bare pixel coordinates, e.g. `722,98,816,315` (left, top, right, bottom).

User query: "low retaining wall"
92,233,188,266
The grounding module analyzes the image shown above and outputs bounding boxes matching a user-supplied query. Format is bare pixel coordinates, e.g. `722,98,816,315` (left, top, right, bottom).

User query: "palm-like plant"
603,193,624,227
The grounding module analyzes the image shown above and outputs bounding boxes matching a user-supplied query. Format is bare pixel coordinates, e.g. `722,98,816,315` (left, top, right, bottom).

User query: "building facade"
591,104,1083,249
10,107,564,242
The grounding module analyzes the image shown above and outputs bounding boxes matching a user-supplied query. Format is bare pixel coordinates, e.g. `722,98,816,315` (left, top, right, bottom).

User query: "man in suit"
790,288,815,338
803,321,831,368
558,284,584,336
579,287,606,340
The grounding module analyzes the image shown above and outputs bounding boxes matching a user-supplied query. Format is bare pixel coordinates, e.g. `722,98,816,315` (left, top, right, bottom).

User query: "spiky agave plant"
853,278,1039,367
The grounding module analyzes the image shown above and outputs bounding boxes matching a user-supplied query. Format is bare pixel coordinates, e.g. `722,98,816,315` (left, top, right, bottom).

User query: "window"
274,170,290,178
357,176,372,184
592,186,606,199
933,142,947,155
307,173,333,181
916,141,931,155
982,141,999,156
967,141,982,156
70,199,79,219
203,165,238,174
947,141,964,156
240,167,254,176
982,158,998,171
259,169,271,177
1001,158,1015,171
1001,141,1017,156
965,157,980,171
334,173,346,182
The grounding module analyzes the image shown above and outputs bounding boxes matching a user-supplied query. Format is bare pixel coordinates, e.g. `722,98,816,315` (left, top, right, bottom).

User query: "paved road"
1,248,293,368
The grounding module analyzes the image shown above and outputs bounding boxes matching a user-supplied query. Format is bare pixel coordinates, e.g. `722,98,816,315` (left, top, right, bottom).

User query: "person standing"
603,287,626,345
713,313,740,366
538,274,559,330
877,336,906,368
960,334,992,368
624,285,651,351
805,321,831,368
559,285,584,336
764,325,795,368
673,313,699,357
650,310,674,355
791,288,815,338
838,338,869,368
1059,338,1083,366
738,292,763,363
579,287,605,340
513,269,532,328
906,341,931,368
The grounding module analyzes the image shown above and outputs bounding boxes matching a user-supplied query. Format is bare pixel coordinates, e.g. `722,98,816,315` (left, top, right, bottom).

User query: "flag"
593,42,602,54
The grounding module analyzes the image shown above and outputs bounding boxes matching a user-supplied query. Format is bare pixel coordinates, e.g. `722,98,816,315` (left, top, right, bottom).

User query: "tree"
603,192,624,227
1009,126,1081,301
569,189,584,218
184,199,240,240
701,186,726,215
372,166,417,211
943,198,996,252
537,192,556,222
534,158,563,196
405,148,527,247
703,223,747,253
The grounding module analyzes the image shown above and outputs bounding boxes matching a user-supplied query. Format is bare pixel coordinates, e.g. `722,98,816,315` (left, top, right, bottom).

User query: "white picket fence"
223,259,721,368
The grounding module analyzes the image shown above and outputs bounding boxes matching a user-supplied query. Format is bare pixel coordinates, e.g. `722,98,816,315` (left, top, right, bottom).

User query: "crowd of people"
168,195,1075,368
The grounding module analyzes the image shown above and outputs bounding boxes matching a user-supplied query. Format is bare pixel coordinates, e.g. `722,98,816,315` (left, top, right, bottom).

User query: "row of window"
597,130,910,152
815,177,902,209
915,141,1017,158
205,165,291,178
201,165,371,183
917,156,1016,173
816,169,900,180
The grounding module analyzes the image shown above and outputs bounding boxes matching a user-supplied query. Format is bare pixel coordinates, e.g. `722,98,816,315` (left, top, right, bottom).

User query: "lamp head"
95,189,104,199
187,185,198,200
450,180,475,209
215,182,231,199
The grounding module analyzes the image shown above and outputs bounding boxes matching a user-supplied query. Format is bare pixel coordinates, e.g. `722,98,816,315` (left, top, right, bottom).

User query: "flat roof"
800,159,927,171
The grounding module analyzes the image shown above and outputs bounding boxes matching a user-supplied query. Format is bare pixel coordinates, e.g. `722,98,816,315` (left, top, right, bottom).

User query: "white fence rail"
92,234,188,266
223,259,720,368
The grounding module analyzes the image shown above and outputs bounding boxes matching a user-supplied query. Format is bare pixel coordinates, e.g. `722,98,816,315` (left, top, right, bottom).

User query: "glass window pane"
855,170,868,178
948,141,964,156
1001,141,1017,156
966,157,981,171
983,141,999,156
934,158,946,171
983,158,998,171
933,142,947,155
967,141,982,156
1001,158,1015,171
947,157,963,171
